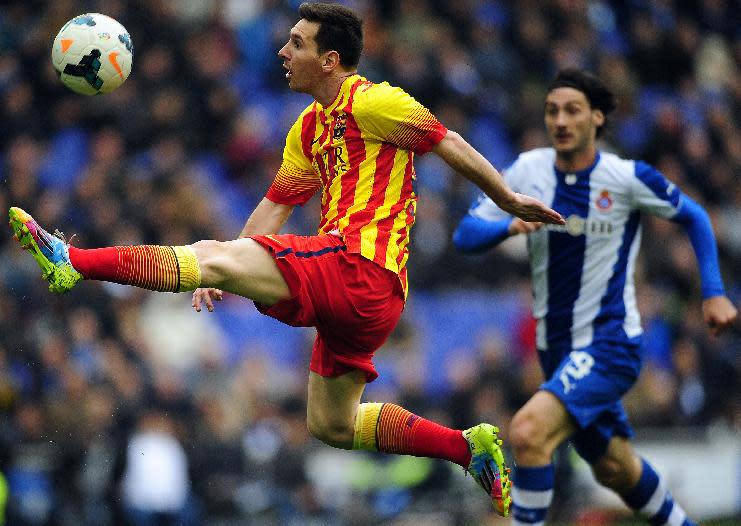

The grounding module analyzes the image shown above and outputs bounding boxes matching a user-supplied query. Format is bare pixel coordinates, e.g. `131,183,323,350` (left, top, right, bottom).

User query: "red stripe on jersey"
316,113,335,232
370,143,398,266
314,149,330,194
316,113,332,188
393,155,416,269
331,82,364,229
300,104,317,160
373,155,413,268
338,113,367,227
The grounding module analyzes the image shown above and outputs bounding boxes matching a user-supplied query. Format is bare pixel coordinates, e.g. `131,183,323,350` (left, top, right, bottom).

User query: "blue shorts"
538,339,642,463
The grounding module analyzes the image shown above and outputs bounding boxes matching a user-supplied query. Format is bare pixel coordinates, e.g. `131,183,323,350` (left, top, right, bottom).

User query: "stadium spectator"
120,410,201,526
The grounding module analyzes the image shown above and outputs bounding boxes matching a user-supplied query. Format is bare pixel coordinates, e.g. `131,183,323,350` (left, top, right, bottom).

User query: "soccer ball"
52,13,133,96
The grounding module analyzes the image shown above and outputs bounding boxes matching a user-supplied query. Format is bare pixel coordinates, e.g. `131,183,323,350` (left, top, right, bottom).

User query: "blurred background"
1,0,740,525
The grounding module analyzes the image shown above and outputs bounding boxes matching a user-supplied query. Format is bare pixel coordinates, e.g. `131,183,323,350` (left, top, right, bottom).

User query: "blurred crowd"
1,0,740,524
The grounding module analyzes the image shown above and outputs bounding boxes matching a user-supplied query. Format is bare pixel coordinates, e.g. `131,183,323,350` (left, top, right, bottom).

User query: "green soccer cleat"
463,423,512,517
9,207,82,294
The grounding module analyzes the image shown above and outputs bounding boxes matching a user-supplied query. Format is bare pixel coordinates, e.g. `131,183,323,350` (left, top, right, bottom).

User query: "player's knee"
509,410,550,461
191,240,229,285
306,416,354,449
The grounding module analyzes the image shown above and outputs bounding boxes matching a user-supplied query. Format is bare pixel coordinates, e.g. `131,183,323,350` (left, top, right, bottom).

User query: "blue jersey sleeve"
632,161,681,217
670,196,726,298
453,214,513,253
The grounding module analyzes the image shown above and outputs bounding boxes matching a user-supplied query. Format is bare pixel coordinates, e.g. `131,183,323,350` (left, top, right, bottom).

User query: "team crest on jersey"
596,190,613,210
333,114,347,139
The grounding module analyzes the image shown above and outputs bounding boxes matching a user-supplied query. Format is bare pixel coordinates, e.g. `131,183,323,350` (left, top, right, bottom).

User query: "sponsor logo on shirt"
546,214,615,236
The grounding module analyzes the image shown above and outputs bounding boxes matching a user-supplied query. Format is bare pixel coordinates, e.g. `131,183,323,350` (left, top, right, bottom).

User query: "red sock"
375,403,472,467
69,245,181,292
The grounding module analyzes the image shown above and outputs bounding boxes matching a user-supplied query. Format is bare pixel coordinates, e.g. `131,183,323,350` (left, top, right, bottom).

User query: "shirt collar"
318,74,362,114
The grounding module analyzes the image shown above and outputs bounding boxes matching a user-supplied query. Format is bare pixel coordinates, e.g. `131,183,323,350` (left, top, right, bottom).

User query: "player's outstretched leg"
9,206,200,294
9,207,83,293
463,423,513,517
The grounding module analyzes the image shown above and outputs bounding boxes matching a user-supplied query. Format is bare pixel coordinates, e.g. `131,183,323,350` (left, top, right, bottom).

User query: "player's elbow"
433,130,470,169
444,130,466,147
672,195,710,228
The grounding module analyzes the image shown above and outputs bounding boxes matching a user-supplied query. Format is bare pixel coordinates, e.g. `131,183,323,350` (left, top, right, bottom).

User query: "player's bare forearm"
433,131,564,225
433,131,513,203
239,197,294,238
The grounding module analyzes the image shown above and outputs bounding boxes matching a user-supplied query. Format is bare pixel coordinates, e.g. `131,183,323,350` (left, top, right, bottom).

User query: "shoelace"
53,229,76,245
35,227,75,258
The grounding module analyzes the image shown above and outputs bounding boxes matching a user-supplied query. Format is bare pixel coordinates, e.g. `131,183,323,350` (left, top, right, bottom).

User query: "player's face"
544,87,604,158
278,19,325,94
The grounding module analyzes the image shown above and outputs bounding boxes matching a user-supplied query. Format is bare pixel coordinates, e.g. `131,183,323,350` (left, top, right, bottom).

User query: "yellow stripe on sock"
353,402,383,451
172,245,201,292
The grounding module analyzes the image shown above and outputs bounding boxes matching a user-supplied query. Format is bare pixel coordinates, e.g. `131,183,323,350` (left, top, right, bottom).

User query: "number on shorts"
559,350,594,393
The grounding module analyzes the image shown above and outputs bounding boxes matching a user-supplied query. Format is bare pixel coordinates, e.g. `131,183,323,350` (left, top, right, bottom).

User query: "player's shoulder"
355,79,402,96
352,79,413,109
595,150,640,181
597,150,636,171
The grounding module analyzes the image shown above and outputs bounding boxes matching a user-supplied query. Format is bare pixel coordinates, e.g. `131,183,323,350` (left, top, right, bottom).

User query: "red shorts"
251,233,404,382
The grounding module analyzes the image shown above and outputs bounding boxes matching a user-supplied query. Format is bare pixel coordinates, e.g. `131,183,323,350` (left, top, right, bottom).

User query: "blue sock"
622,459,696,526
511,464,554,526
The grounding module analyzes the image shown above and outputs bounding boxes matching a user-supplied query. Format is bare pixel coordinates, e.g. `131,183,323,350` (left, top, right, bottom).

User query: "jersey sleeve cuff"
265,187,315,206
412,124,448,156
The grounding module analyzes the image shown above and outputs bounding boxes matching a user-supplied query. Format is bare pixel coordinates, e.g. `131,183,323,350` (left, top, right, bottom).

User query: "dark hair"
548,69,617,137
298,2,363,68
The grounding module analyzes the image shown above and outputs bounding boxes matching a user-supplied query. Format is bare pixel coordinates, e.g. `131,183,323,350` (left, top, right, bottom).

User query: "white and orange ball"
52,13,133,95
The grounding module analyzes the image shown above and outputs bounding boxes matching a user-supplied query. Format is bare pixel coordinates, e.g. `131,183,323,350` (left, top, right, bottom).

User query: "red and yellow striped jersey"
266,74,447,296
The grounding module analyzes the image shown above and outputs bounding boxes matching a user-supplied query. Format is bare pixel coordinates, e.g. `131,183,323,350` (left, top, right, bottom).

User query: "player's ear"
592,109,605,128
322,50,340,72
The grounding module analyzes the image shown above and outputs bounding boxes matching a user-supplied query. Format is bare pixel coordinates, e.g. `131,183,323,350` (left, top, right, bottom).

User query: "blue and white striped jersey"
469,148,683,352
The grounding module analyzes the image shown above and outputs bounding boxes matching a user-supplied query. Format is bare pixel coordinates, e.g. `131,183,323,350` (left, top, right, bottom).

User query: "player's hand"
508,218,545,236
192,287,223,313
503,193,565,225
702,296,738,336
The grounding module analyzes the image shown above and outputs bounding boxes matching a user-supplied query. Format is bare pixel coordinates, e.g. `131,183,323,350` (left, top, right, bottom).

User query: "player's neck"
555,145,598,173
314,69,357,107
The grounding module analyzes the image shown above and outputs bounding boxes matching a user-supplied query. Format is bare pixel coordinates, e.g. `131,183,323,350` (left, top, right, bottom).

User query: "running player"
454,68,737,525
8,3,565,517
